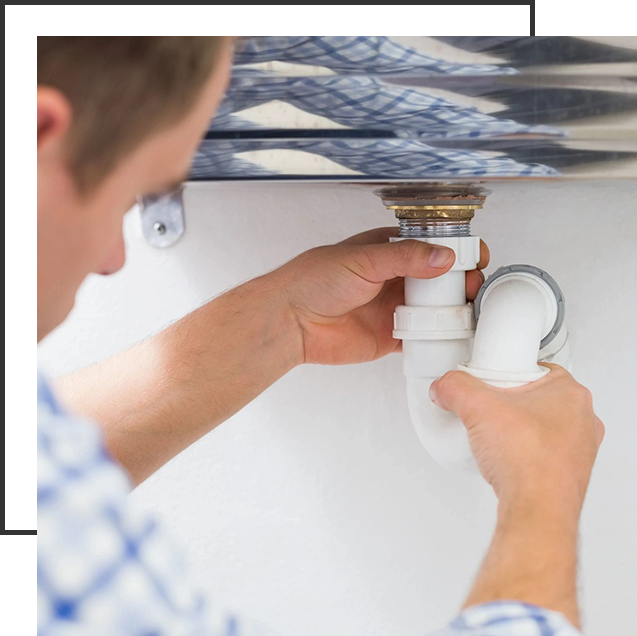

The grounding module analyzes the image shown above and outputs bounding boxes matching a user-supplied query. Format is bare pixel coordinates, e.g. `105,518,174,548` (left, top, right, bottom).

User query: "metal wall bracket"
139,189,185,248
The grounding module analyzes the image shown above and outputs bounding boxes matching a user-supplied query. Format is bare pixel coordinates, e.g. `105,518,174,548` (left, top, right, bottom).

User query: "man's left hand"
274,228,489,365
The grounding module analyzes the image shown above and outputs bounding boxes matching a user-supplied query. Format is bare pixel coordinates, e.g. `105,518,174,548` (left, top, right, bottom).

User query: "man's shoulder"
36,373,264,636
37,372,131,510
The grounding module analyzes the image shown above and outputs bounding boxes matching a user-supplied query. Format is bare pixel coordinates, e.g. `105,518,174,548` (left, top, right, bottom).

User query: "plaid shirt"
37,373,581,636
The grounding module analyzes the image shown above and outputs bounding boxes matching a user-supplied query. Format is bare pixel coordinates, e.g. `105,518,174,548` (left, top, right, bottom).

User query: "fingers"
339,232,489,294
341,230,488,263
538,362,568,373
466,269,485,300
356,240,455,283
465,240,490,299
478,239,490,270
339,227,399,246
536,362,574,383
430,370,492,420
340,231,490,263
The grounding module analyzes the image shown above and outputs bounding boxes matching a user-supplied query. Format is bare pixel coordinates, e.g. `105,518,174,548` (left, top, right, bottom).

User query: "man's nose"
95,237,126,276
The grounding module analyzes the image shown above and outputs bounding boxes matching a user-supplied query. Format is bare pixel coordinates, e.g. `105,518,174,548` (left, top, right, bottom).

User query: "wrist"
468,483,581,629
497,474,583,531
253,271,306,369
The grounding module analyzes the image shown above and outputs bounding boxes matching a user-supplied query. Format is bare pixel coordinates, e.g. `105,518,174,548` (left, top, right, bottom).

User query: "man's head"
37,36,233,340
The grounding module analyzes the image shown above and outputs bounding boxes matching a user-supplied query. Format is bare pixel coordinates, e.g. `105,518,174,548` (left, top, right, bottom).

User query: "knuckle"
563,382,594,412
544,363,568,378
436,370,478,404
435,370,460,394
398,239,422,262
303,245,325,262
596,417,606,443
341,245,378,281
577,385,594,406
358,245,378,274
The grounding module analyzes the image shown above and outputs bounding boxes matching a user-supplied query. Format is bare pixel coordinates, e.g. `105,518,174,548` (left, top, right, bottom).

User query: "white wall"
38,180,637,636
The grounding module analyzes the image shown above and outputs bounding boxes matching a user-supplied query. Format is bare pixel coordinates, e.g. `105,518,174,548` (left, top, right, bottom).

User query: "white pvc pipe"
393,235,480,310
406,377,476,470
468,274,557,376
404,271,565,470
405,271,466,306
398,235,480,382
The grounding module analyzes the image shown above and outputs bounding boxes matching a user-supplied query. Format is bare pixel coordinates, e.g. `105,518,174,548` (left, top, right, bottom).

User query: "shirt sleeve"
37,374,270,636
429,601,583,636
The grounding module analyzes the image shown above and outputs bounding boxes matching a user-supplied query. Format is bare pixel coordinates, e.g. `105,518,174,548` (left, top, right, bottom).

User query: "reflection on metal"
375,183,488,238
191,37,637,182
139,189,185,248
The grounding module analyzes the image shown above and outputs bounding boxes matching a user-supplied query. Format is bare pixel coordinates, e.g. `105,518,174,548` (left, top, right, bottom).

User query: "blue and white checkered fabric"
37,373,581,636
193,37,564,179
37,373,255,636
234,36,517,76
215,71,562,140
433,602,582,635
191,138,559,179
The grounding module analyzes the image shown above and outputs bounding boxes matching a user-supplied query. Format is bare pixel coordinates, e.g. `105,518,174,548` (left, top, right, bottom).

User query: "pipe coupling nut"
393,304,476,341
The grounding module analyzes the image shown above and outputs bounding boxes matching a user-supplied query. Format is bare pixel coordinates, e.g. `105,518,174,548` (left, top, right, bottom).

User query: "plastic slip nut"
393,304,476,340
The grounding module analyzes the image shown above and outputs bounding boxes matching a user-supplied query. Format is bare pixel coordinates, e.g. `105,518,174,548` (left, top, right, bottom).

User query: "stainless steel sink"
190,36,637,183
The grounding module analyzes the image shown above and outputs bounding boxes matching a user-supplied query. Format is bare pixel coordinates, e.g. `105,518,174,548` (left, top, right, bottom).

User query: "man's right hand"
430,364,604,628
430,364,604,514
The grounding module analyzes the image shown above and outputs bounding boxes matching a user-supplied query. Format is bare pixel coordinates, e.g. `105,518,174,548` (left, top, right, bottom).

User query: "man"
37,37,603,635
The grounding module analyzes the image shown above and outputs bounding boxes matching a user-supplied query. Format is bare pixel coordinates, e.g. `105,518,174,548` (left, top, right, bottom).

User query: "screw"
153,222,166,235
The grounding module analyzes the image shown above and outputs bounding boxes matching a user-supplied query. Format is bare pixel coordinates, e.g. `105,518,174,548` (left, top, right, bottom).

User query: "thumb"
430,370,491,420
352,240,455,283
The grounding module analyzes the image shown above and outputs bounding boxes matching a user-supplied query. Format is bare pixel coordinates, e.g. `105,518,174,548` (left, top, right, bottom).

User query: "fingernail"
429,382,439,404
428,246,454,268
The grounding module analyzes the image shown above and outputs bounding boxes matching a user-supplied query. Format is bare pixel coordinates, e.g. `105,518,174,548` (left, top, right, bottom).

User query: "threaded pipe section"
398,218,471,238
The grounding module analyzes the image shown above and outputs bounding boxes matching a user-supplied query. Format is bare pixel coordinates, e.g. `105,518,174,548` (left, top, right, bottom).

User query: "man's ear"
37,86,72,156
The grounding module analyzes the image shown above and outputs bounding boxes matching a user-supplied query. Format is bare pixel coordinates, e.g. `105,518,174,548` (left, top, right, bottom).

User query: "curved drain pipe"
398,265,569,471
377,185,570,470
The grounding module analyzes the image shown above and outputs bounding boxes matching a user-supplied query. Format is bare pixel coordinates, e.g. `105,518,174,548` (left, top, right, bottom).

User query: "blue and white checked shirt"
37,373,581,636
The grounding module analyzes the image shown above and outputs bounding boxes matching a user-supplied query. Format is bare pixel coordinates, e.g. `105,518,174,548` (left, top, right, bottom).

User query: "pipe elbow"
463,266,565,385
397,265,567,470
